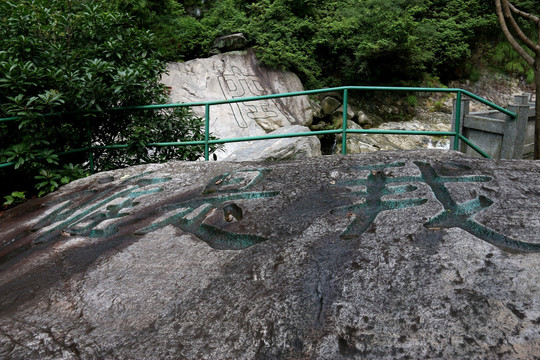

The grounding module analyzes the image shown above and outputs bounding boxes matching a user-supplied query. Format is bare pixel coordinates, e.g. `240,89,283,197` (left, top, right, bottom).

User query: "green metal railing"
0,86,517,172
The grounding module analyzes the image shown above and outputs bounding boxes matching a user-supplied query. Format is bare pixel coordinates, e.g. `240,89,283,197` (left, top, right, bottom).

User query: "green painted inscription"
331,161,540,253
30,169,279,251
16,162,539,254
136,170,280,250
32,172,170,244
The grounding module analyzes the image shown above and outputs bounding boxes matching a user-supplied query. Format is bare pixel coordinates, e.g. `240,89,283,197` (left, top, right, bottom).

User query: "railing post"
204,104,210,161
342,88,349,155
453,91,462,151
505,97,530,159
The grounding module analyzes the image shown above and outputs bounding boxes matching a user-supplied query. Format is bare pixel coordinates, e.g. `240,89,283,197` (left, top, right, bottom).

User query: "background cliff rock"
1,150,540,359
224,125,321,162
161,49,314,159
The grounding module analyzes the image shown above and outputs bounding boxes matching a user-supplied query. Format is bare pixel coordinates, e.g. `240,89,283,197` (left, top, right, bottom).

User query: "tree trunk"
495,0,540,158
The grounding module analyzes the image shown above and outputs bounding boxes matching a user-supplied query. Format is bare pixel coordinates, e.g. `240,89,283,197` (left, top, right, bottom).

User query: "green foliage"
493,41,535,83
512,0,540,14
3,191,26,207
97,107,212,170
175,0,501,87
244,0,321,87
430,100,447,112
411,0,496,77
0,0,214,201
491,0,538,84
312,0,428,86
34,163,88,197
406,95,419,108
114,0,186,60
175,0,249,59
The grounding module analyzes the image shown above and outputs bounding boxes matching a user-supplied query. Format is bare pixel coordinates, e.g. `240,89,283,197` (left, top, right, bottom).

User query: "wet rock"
1,151,540,359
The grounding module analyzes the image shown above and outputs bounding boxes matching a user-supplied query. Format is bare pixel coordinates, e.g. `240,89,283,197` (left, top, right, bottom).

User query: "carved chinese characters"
331,161,540,253
2,159,539,255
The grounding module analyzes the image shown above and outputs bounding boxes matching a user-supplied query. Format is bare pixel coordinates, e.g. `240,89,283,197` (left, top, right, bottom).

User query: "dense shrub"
166,0,503,88
0,0,213,203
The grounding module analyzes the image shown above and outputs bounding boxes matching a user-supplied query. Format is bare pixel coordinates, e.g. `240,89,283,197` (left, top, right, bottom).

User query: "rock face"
224,125,321,161
310,94,452,155
208,33,247,55
336,119,451,154
1,150,540,359
161,49,313,159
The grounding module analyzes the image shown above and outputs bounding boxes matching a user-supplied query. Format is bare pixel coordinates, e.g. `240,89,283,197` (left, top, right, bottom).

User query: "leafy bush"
114,0,187,60
3,191,26,208
493,41,535,83
175,0,501,87
0,0,214,203
311,0,428,86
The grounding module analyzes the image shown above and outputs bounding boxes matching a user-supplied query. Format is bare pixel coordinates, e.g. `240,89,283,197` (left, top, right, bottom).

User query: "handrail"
0,86,517,173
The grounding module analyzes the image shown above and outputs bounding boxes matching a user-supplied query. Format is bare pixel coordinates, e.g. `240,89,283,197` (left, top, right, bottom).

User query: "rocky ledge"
1,150,539,359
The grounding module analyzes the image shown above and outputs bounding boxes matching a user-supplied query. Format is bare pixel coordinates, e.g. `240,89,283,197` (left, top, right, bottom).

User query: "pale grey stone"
161,49,313,158
309,98,324,119
321,96,341,116
209,32,247,54
356,110,373,128
1,151,540,359
331,105,356,128
224,125,321,162
336,120,451,154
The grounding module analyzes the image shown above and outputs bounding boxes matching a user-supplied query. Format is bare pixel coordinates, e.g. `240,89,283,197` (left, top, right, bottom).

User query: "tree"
173,0,498,88
495,0,540,159
114,0,186,60
0,0,213,202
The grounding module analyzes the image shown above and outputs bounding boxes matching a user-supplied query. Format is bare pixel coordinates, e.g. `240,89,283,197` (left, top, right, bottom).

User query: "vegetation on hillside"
0,0,213,204
1,0,539,204
139,0,537,88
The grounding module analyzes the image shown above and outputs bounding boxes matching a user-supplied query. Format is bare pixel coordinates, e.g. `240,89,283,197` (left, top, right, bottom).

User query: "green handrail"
0,86,518,172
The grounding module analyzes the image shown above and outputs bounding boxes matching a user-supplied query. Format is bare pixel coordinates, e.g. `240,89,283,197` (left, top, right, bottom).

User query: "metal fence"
0,86,517,173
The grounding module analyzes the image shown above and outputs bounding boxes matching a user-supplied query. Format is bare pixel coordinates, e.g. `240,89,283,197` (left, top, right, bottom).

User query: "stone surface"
321,96,342,116
356,110,373,128
331,105,356,128
1,150,540,359
336,119,451,154
224,125,321,162
161,49,312,159
309,98,324,119
209,32,247,55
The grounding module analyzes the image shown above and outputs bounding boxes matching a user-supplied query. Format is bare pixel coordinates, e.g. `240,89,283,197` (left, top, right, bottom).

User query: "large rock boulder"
161,49,313,159
208,33,247,55
224,125,321,162
335,120,451,155
1,150,540,359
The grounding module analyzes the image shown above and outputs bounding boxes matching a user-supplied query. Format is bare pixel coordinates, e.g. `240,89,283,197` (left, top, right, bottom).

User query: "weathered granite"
1,150,540,359
209,32,247,55
321,96,342,116
161,49,313,159
335,120,451,155
224,125,321,162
